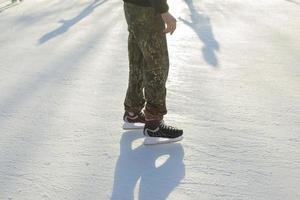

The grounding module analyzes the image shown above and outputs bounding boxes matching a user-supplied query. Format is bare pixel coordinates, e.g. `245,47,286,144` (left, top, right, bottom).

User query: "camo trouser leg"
124,32,146,114
123,3,169,120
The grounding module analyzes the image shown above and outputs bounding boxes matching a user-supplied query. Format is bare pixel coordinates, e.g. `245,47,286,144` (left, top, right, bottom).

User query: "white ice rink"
0,0,299,199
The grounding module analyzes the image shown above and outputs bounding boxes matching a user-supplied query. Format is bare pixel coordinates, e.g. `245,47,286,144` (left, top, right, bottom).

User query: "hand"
161,12,177,35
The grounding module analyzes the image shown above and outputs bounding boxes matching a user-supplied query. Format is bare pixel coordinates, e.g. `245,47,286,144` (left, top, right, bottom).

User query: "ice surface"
0,0,299,199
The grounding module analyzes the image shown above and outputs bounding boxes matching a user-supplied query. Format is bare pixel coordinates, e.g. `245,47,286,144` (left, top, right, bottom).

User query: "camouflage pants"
123,2,169,120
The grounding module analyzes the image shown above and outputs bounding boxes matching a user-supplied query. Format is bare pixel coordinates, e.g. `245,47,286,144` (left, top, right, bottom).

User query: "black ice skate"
143,120,183,145
123,111,145,130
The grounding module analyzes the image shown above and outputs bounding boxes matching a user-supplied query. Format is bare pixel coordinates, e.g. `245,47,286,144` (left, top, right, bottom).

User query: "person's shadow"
179,0,220,67
111,130,185,200
38,0,107,44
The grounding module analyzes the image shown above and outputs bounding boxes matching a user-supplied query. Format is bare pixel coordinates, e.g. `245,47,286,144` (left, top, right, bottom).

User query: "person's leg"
134,8,183,144
123,3,146,115
136,12,169,121
123,3,183,142
124,32,145,115
124,3,168,120
142,32,169,121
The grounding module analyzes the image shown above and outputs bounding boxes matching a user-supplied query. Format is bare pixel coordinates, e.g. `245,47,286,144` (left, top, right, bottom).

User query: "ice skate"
122,111,145,130
143,120,183,145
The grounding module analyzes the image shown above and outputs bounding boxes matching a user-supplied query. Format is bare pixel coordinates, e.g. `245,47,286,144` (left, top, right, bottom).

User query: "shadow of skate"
38,0,107,44
111,131,185,200
179,0,220,67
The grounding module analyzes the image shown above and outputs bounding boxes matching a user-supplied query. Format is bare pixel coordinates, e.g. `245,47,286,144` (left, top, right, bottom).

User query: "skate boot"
123,111,145,130
143,120,183,145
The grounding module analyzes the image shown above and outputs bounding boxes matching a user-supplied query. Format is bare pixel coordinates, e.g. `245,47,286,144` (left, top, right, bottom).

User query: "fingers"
163,25,172,34
170,23,176,35
161,12,177,35
163,23,176,35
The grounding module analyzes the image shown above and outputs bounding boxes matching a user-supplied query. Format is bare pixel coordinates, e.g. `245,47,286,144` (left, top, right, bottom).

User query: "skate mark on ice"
111,131,185,200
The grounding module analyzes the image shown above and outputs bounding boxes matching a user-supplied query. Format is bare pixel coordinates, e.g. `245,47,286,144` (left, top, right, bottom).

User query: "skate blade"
144,136,183,145
122,122,144,130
